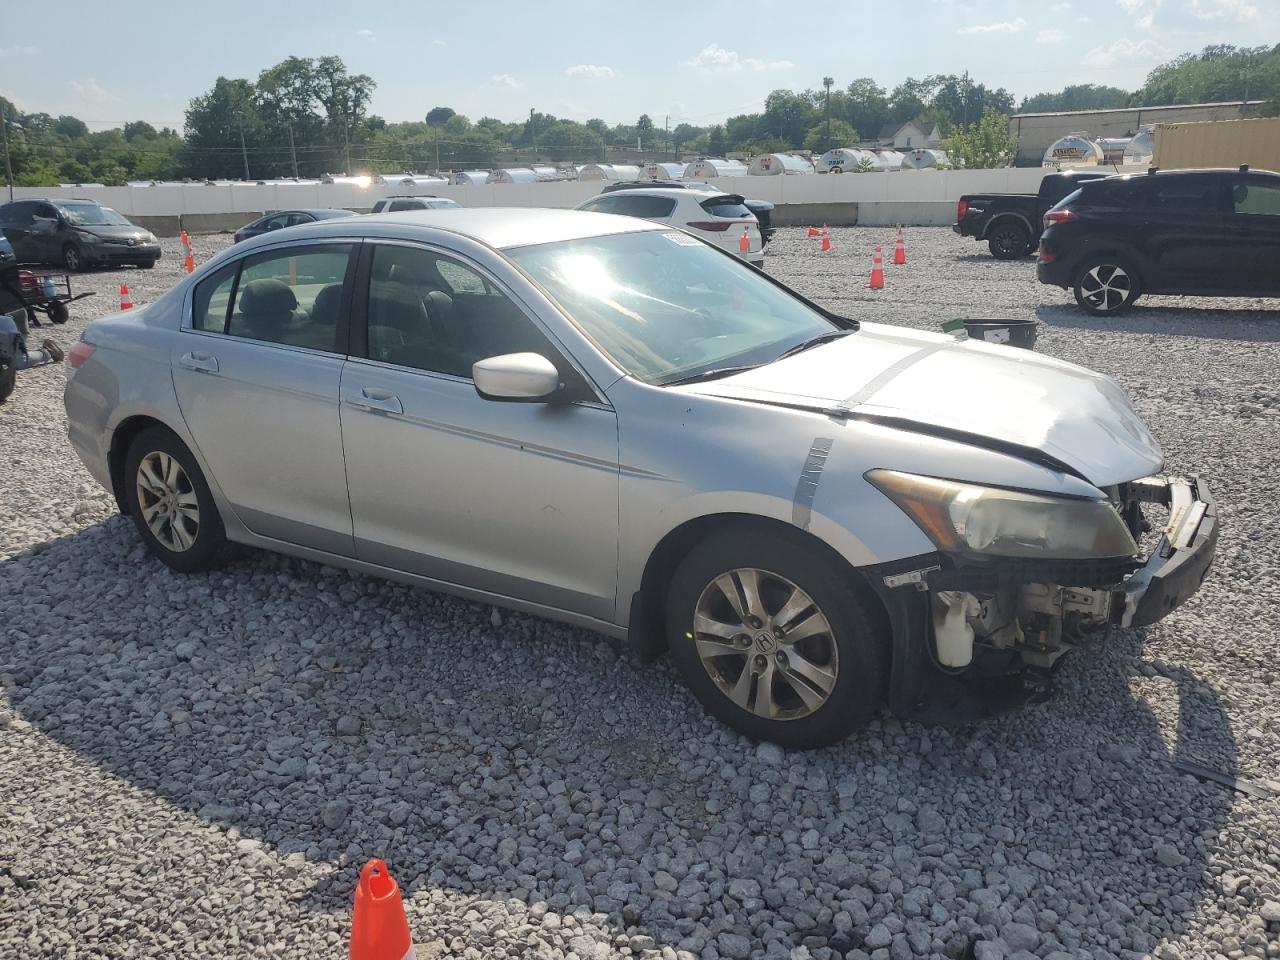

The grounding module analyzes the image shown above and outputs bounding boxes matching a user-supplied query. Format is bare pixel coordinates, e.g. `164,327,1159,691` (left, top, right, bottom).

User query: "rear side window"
388,199,420,212
1,201,36,225
610,195,677,219
192,261,239,332
1079,180,1145,208
1148,177,1224,213
700,196,752,219
580,196,619,215
1233,180,1280,216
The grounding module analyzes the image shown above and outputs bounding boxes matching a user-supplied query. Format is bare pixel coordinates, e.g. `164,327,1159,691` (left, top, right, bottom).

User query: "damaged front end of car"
864,472,1218,722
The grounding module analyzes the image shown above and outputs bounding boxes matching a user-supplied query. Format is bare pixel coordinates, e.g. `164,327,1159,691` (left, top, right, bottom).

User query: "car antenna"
1147,166,1158,175
1240,164,1249,173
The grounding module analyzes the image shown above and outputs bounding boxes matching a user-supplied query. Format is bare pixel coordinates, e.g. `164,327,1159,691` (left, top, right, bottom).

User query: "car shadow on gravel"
1036,302,1280,341
2,517,1244,956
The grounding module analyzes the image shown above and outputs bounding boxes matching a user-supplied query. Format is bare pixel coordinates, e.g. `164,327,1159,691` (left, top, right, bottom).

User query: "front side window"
57,204,130,226
507,230,837,385
365,244,552,378
1233,179,1280,216
190,245,352,349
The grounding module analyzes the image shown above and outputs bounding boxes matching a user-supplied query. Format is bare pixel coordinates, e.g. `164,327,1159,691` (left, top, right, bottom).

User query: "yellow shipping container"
1153,117,1280,171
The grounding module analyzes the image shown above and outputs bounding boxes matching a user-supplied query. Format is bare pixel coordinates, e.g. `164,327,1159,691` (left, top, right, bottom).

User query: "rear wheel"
987,221,1031,259
1073,255,1142,315
137,260,156,269
665,528,887,748
0,366,14,403
124,426,226,572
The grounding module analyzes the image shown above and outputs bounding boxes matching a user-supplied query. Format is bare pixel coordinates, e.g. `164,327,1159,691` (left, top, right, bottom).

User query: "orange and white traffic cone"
119,283,133,310
807,225,820,238
350,860,414,960
184,254,195,274
820,228,832,253
865,246,885,289
739,226,750,253
893,227,906,265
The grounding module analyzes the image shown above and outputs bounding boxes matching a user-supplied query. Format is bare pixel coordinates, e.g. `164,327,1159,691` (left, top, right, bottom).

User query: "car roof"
267,208,353,217
310,207,664,250
594,186,727,199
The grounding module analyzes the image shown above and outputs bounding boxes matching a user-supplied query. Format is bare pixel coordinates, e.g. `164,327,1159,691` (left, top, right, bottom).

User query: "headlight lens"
867,469,1138,560
76,230,101,244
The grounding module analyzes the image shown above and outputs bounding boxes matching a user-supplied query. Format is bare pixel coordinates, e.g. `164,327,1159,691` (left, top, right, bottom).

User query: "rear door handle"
179,351,219,373
351,388,403,415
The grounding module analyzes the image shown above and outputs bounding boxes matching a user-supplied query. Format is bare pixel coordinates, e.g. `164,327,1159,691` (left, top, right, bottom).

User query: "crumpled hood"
682,322,1163,487
78,225,152,243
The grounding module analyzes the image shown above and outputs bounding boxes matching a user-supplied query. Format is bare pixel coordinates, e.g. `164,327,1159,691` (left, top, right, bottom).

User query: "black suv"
1037,166,1280,314
0,198,161,271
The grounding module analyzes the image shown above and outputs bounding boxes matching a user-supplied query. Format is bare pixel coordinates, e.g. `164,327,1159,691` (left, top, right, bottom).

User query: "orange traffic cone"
820,228,832,253
350,860,414,960
739,226,750,253
893,227,906,265
119,284,133,310
866,246,885,289
184,253,195,274
807,225,820,238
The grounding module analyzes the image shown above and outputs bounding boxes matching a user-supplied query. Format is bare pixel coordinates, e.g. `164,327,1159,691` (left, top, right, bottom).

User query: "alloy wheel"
135,451,200,552
991,226,1026,257
691,567,839,721
64,246,81,271
1080,263,1131,311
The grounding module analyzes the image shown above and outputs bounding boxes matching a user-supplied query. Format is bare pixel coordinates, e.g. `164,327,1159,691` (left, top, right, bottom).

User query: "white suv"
370,196,462,213
576,188,764,266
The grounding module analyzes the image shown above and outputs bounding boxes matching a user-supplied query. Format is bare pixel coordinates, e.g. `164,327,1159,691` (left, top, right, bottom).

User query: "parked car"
1038,166,1280,314
602,180,777,245
64,207,1216,747
233,209,356,243
0,198,160,270
576,188,764,266
369,196,462,214
954,170,1113,259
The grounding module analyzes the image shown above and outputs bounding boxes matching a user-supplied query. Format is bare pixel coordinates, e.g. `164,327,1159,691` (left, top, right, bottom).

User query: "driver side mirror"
473,352,579,403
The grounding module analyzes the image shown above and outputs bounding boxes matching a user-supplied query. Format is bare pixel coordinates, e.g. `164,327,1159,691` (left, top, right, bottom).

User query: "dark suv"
1037,166,1280,314
0,198,161,271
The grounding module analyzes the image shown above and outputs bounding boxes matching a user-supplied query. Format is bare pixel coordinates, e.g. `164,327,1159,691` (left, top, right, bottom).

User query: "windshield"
507,230,839,385
59,205,131,226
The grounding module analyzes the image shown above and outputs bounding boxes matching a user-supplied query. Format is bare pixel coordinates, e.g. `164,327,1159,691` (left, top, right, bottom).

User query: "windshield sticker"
663,232,700,246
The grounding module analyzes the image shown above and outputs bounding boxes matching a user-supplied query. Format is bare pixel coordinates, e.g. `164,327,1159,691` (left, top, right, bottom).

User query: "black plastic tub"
953,318,1038,350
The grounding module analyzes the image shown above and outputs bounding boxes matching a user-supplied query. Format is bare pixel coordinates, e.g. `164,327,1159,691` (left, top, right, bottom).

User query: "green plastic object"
940,318,966,333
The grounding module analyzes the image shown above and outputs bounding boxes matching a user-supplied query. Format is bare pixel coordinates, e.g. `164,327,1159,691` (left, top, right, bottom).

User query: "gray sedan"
63,209,1216,746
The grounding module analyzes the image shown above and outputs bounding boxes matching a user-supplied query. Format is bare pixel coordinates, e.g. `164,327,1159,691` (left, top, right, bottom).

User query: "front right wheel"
666,529,887,748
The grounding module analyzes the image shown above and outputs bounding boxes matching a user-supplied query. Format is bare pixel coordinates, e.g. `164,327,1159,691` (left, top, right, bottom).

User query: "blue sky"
0,0,1274,130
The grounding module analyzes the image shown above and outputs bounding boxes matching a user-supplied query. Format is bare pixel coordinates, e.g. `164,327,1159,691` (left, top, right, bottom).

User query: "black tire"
665,527,887,748
1073,254,1142,315
124,426,226,573
137,260,156,270
62,243,83,272
987,221,1032,259
48,301,69,324
0,365,14,403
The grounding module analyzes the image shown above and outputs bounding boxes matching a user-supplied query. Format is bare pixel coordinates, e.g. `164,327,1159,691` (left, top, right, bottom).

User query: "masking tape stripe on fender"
793,437,835,531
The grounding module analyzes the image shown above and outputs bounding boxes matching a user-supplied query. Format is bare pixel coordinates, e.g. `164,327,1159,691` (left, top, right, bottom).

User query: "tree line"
2,44,1278,186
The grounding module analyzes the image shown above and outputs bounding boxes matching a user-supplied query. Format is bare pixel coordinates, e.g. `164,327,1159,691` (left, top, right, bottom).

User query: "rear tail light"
67,340,95,371
685,221,733,232
957,199,968,221
1043,208,1077,229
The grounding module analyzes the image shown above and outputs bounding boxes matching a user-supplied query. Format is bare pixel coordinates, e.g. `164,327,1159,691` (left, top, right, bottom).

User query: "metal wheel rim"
65,247,80,270
691,567,839,722
992,228,1023,255
1080,263,1130,311
135,451,199,552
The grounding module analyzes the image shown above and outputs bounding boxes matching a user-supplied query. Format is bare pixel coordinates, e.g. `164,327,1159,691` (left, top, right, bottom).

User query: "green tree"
707,124,726,156
803,118,857,153
635,114,655,148
944,108,1017,169
761,90,814,146
842,78,889,141
1019,83,1131,113
425,106,456,125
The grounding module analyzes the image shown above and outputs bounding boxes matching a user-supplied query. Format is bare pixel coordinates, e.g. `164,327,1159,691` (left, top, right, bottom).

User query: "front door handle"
351,388,403,415
179,351,219,373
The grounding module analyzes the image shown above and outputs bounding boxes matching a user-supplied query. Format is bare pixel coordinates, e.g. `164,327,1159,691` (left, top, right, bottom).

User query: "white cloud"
1189,0,1258,19
68,78,117,104
489,74,518,88
1117,0,1162,27
356,28,375,40
433,39,446,46
957,17,1027,33
0,45,38,58
1084,37,1170,68
1036,28,1066,43
565,64,616,80
687,44,793,73
1050,1,1071,8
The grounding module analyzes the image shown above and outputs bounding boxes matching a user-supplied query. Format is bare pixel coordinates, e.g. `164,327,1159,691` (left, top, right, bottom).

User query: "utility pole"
342,116,352,174
529,108,536,162
434,139,440,172
665,114,670,161
1,108,14,203
962,70,971,128
287,122,299,178
823,76,834,152
234,111,250,181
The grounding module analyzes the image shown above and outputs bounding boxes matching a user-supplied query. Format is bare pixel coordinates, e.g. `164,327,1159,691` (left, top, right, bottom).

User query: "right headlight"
867,469,1138,560
75,230,102,244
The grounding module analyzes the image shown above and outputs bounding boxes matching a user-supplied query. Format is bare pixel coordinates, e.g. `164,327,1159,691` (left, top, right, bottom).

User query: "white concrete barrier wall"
11,168,1051,221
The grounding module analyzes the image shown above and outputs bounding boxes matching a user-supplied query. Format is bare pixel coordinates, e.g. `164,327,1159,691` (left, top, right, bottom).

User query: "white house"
876,121,929,150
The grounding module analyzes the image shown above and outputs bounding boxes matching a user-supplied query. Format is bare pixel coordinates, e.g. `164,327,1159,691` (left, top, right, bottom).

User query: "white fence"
10,167,1057,217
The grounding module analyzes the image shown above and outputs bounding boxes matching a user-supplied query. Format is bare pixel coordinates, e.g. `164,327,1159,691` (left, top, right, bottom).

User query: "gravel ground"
3,229,1280,959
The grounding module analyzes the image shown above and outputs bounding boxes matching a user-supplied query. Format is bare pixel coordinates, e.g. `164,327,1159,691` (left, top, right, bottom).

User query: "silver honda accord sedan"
63,208,1217,747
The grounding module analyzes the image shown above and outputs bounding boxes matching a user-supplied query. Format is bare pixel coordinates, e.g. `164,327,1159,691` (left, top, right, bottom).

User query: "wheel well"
629,513,890,662
1071,248,1145,286
107,415,170,513
982,213,1032,239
